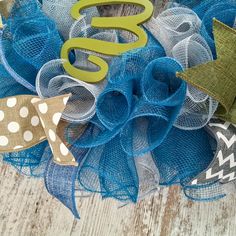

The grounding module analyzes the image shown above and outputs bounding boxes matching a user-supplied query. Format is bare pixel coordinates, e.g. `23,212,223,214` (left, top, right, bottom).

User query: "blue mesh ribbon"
0,0,63,91
200,2,236,59
63,47,187,206
0,64,33,97
183,181,227,201
0,64,49,177
97,46,166,130
77,135,139,202
3,141,49,177
45,158,81,218
187,0,236,20
44,144,89,219
152,127,215,185
96,54,187,156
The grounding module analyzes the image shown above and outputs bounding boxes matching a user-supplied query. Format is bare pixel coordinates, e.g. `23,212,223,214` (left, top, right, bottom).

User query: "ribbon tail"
44,152,80,219
32,94,78,166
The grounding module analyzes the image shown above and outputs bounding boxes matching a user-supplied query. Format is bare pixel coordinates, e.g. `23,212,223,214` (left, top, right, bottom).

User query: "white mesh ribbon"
234,17,236,28
161,1,184,12
172,33,211,103
36,6,120,123
42,0,77,40
135,153,160,200
145,7,201,56
42,1,101,40
69,10,118,71
172,34,219,130
69,6,101,39
36,59,105,123
145,7,219,130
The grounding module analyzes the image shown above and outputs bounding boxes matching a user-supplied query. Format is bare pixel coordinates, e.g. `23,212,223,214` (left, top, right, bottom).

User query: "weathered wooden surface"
1,161,236,236
0,1,236,236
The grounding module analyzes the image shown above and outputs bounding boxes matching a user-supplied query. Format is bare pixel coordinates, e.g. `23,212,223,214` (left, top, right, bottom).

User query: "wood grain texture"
1,161,236,236
0,1,236,236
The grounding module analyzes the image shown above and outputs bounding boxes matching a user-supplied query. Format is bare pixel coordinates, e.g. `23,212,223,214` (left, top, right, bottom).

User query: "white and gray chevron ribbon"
191,119,236,185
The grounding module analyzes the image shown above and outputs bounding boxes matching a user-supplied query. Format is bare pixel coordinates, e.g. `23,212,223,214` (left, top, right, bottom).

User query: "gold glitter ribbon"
0,94,77,166
177,19,236,124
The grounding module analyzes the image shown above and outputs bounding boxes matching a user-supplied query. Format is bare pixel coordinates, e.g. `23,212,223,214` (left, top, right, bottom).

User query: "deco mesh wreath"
0,0,235,218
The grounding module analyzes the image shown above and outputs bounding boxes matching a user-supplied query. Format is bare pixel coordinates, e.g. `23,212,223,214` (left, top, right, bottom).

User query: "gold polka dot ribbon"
0,94,78,166
177,19,236,124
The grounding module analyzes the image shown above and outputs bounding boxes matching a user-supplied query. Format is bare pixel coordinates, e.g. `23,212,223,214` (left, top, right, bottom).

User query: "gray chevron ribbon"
191,119,236,185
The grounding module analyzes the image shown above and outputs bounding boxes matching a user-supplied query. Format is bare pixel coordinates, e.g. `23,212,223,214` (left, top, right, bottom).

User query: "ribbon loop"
172,33,219,130
177,20,236,123
145,7,201,56
36,59,105,123
0,0,62,91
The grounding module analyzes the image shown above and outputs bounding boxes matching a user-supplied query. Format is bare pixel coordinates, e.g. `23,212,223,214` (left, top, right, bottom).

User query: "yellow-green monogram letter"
61,0,154,83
